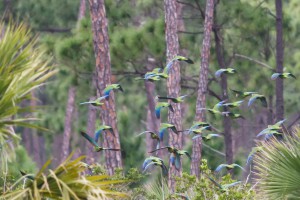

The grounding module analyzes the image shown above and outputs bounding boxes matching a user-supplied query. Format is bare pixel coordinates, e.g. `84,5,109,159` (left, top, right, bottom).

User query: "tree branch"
234,53,274,71
288,113,300,129
176,0,197,10
202,143,225,157
178,30,203,34
37,27,71,33
208,88,222,101
193,0,205,20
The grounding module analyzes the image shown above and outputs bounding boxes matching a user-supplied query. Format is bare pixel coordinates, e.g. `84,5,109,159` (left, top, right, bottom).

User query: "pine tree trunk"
275,0,284,121
22,98,33,157
52,134,63,167
144,81,159,154
78,0,86,21
85,97,97,164
164,0,183,191
88,0,122,175
192,0,214,178
213,26,233,165
61,86,76,162
22,128,33,156
28,91,42,168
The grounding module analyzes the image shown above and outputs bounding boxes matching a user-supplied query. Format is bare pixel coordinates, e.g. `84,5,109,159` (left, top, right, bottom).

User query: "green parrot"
247,146,263,164
149,146,177,154
215,163,245,173
227,112,245,119
144,67,163,78
205,174,242,192
190,121,211,129
223,100,244,108
271,72,296,80
256,119,285,138
137,131,160,149
159,123,178,142
172,55,194,64
200,101,231,117
80,131,120,152
248,94,267,107
230,89,258,98
80,96,106,106
192,133,222,142
170,150,191,170
187,126,212,135
164,55,194,74
215,68,237,78
157,95,188,103
103,84,124,99
149,146,190,170
142,156,164,170
138,75,161,82
142,157,168,176
94,125,114,142
155,101,174,118
177,150,192,160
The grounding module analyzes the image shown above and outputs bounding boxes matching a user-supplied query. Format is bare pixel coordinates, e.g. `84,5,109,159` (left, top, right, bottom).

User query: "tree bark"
61,86,76,162
52,134,63,167
213,24,233,165
28,91,43,168
275,0,284,121
85,97,97,164
78,0,86,22
164,0,183,191
192,0,214,178
144,81,159,154
88,0,123,175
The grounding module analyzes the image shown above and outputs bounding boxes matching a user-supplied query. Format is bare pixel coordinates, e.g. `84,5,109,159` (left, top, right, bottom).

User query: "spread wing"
94,129,103,143
215,69,226,78
81,131,99,148
215,164,228,173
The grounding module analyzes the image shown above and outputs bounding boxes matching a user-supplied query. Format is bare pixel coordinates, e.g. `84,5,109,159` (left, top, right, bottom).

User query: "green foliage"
172,159,255,200
106,159,255,199
1,154,128,199
13,0,79,29
0,21,55,163
254,130,300,199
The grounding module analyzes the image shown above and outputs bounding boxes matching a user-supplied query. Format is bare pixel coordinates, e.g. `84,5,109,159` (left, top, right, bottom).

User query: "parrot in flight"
157,95,188,103
248,94,267,107
80,96,106,106
215,163,245,173
80,131,120,152
155,101,174,119
271,72,296,80
103,84,124,99
215,68,237,78
142,156,168,176
94,125,114,142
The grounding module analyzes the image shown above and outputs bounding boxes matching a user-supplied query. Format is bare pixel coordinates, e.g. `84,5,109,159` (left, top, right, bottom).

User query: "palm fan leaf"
254,129,300,199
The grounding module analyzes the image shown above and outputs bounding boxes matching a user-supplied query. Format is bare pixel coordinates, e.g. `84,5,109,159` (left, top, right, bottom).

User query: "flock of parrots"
78,55,294,192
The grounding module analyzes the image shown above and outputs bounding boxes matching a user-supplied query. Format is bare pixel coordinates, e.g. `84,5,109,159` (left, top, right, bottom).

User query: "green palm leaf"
254,129,300,199
2,153,128,199
0,21,55,159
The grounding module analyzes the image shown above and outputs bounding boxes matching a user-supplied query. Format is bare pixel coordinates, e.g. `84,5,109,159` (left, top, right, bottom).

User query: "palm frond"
254,129,300,199
1,155,128,199
0,21,55,160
